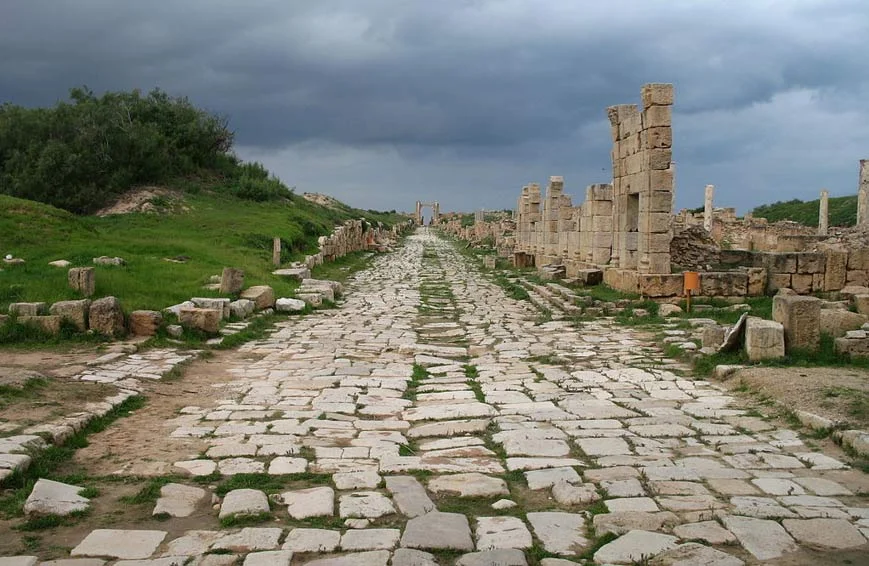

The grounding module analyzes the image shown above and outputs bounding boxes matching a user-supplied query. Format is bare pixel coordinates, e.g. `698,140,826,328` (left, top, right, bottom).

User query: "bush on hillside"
752,195,857,228
0,87,292,213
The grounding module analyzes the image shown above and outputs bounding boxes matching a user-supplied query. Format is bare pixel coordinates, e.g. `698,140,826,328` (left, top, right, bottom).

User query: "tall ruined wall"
607,84,675,274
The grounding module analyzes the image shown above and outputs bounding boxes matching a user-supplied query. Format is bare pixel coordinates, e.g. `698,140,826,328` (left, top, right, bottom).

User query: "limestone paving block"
649,543,744,566
281,528,341,552
338,491,395,518
0,559,38,566
384,475,435,517
218,489,269,519
721,515,798,561
152,483,208,517
71,530,167,559
23,478,90,516
781,518,867,549
391,549,439,566
211,528,283,552
455,549,528,566
428,473,508,497
526,512,588,555
340,528,400,550
400,511,474,551
303,551,390,566
475,516,533,550
277,486,334,519
593,530,678,564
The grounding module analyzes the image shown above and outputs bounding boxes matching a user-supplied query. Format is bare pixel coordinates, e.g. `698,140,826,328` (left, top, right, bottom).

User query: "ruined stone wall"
316,219,409,264
607,84,675,275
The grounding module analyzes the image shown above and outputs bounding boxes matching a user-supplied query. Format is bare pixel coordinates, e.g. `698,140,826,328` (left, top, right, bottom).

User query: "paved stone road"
9,230,869,565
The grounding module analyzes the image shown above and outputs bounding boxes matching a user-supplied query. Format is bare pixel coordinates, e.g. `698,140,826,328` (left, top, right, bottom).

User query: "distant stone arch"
415,201,440,225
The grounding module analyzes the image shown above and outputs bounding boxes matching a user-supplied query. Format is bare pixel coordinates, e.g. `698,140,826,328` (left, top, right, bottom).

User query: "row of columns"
703,158,869,237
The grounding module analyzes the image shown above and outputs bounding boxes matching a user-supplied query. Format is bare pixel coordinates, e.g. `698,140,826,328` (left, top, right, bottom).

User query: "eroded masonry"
444,84,869,299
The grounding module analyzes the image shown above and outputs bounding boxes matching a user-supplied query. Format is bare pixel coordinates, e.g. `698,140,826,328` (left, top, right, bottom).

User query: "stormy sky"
2,1,868,214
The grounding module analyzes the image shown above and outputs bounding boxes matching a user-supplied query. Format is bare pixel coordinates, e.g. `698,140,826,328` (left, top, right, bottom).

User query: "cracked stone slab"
276,486,334,519
23,478,90,516
721,515,799,560
455,549,528,566
281,528,340,552
593,530,678,564
475,516,533,550
401,511,474,551
338,491,396,518
219,489,269,519
526,512,588,555
153,483,208,518
384,476,436,517
71,530,167,560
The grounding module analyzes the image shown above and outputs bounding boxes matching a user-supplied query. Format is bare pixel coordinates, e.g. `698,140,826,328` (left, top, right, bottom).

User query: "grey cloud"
2,0,868,213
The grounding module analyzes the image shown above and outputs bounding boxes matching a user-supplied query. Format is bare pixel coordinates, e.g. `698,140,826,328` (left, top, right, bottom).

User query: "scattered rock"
23,478,90,516
218,489,269,519
400,511,474,551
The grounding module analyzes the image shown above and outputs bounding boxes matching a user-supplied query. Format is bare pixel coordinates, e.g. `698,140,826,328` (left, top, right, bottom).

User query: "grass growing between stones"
219,512,273,529
214,472,331,497
0,395,145,520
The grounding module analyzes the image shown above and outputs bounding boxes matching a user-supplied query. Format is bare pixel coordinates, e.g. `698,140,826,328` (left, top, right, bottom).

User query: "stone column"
415,201,422,224
858,160,869,229
272,237,281,267
703,184,714,232
818,189,829,236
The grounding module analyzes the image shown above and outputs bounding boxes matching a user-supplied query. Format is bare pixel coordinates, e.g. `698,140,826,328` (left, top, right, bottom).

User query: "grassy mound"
0,192,405,313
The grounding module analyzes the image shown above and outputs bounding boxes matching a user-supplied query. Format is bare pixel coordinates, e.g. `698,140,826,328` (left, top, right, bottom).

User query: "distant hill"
751,195,857,228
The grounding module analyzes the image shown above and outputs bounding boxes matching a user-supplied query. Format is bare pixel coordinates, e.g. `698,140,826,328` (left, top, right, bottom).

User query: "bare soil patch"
0,377,116,432
722,366,869,429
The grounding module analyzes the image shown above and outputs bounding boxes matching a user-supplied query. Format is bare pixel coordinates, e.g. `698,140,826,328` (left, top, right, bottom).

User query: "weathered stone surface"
820,308,868,337
49,299,90,331
229,299,256,319
340,528,400,550
744,317,785,361
191,298,230,319
69,267,95,296
773,294,821,351
428,473,508,497
242,551,293,566
218,489,269,519
179,308,221,334
281,528,340,552
456,549,528,566
89,296,125,336
384,475,435,517
212,528,282,552
594,530,678,564
333,471,381,490
400,511,474,551
303,551,390,566
129,310,162,336
672,521,736,545
593,512,679,536
71,530,167,559
152,483,208,517
650,543,744,566
527,512,588,555
23,479,89,516
391,549,439,566
276,297,307,312
219,268,245,294
18,315,62,335
781,518,867,549
721,515,799,560
277,486,334,519
475,516,533,550
240,285,275,310
339,491,395,518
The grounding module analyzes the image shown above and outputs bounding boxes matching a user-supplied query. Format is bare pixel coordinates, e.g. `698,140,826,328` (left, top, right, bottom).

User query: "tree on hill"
0,87,290,213
751,195,857,228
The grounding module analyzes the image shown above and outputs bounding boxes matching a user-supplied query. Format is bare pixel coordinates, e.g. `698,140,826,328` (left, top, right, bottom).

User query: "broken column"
818,189,829,236
704,185,714,232
858,160,869,229
68,267,95,297
772,294,821,352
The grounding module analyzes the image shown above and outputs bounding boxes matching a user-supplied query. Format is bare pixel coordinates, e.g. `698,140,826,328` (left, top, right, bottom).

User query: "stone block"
790,274,814,295
643,105,672,128
129,310,162,336
846,270,868,286
240,286,275,310
647,191,673,212
773,295,821,351
855,294,869,315
641,83,674,108
700,272,748,297
646,127,672,149
179,308,221,334
767,273,792,294
68,267,96,297
747,267,767,296
797,253,825,274
89,297,125,337
648,149,672,170
835,336,869,357
640,212,671,234
637,274,682,297
745,317,785,361
273,267,311,281
8,302,45,316
767,253,798,274
18,315,62,335
576,269,603,286
824,251,847,291
702,325,727,348
276,298,306,312
192,298,230,320
219,268,245,294
847,249,869,270
49,299,90,331
820,309,868,338
230,299,256,319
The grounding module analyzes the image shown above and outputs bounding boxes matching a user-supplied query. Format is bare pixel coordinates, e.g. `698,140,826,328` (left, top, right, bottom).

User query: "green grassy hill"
751,195,857,228
0,191,405,313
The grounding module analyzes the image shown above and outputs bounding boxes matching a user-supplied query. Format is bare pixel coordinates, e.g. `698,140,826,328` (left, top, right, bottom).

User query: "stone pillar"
818,189,829,236
272,237,281,267
415,201,422,224
703,184,714,232
858,160,869,229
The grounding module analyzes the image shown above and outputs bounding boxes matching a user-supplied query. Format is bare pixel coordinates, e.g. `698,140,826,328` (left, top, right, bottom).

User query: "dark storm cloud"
2,0,869,212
